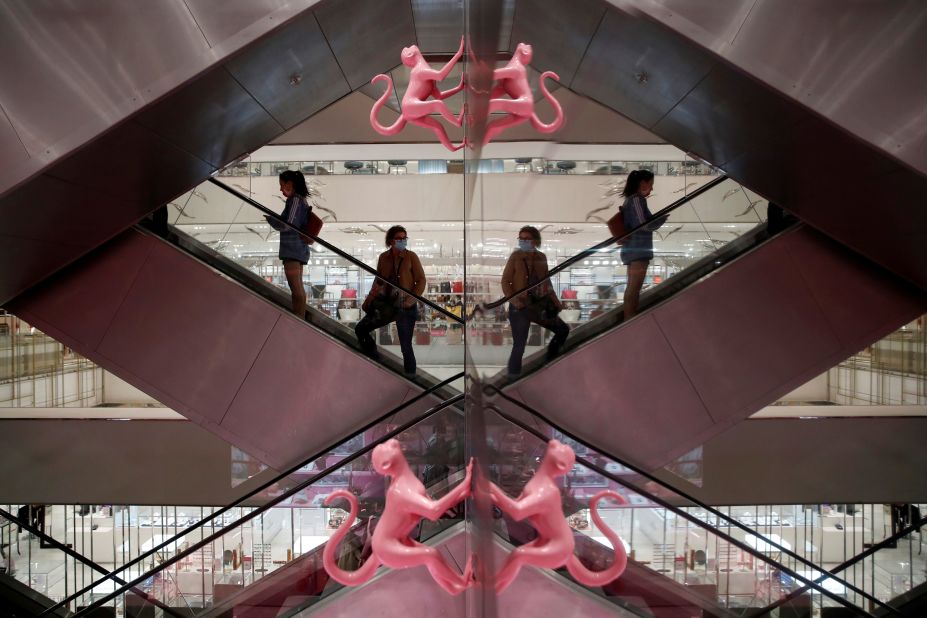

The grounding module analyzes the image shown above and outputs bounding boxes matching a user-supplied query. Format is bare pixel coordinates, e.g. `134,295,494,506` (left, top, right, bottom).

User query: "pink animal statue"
370,37,466,152
488,439,628,593
322,439,475,595
482,42,564,147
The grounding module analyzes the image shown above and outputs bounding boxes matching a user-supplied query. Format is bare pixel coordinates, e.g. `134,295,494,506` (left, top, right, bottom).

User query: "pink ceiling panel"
97,238,278,426
783,227,927,348
220,315,415,470
512,314,714,471
654,230,842,423
8,231,154,351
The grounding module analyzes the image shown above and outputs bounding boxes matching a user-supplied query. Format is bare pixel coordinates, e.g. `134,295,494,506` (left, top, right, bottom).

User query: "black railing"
69,393,464,617
474,174,730,315
43,372,463,616
485,387,900,617
205,177,464,324
0,508,183,617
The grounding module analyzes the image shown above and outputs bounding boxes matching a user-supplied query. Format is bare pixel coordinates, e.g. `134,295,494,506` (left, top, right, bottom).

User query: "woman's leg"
283,260,307,317
507,306,531,377
623,260,649,320
396,306,418,375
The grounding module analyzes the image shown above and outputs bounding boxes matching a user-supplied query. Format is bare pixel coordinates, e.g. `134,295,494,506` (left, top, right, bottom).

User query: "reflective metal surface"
185,0,303,46
225,10,350,128
136,67,284,168
315,0,417,90
508,0,606,86
9,229,424,471
0,0,209,160
413,0,465,53
572,8,715,129
616,0,927,176
507,227,927,471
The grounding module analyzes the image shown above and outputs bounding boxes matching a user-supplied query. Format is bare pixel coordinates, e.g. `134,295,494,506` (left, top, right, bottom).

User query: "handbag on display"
606,207,626,243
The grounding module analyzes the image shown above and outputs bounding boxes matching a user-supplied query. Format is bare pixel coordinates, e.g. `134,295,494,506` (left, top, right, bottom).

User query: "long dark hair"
622,169,655,197
278,170,310,197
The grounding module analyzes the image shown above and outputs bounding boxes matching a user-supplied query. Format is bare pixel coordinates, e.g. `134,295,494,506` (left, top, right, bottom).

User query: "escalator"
507,1,927,290
56,393,898,618
6,185,463,471
0,0,464,306
495,188,927,470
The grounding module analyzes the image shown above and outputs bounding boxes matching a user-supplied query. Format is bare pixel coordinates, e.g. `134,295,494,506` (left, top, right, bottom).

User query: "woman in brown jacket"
356,225,426,376
501,226,569,377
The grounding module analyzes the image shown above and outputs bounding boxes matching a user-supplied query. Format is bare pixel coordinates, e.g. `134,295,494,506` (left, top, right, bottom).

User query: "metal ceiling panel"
651,63,806,168
729,0,927,176
46,121,214,209
572,7,716,129
225,10,350,128
185,0,315,46
508,0,606,86
136,67,284,168
412,0,463,53
0,0,209,158
0,105,28,168
315,0,417,90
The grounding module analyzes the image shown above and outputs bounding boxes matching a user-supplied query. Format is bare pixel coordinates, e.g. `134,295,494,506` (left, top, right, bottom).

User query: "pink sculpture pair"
370,39,564,151
322,439,627,595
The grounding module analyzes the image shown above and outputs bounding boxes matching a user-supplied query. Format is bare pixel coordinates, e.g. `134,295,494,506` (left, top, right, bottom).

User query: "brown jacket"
364,248,426,309
501,250,562,310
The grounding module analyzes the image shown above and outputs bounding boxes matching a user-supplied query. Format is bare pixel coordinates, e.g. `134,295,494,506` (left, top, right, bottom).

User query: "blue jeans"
507,305,569,376
356,305,419,373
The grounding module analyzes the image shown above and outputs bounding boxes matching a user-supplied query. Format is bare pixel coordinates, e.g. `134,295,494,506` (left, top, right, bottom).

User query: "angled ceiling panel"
135,67,284,168
411,0,464,53
184,0,317,46
0,0,210,159
571,8,715,129
508,0,607,86
315,0,417,90
225,10,351,128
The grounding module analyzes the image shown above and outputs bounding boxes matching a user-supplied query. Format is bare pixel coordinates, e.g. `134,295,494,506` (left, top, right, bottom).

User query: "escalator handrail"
69,393,465,618
759,515,927,616
43,372,463,617
205,177,464,324
485,395,901,617
0,508,184,618
476,174,731,313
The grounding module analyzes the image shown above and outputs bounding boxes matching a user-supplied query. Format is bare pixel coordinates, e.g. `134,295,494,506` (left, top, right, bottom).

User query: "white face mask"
518,239,535,252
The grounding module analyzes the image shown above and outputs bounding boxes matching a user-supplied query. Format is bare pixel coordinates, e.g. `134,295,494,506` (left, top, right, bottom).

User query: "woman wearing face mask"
266,170,311,316
620,169,665,320
357,225,426,377
501,225,569,378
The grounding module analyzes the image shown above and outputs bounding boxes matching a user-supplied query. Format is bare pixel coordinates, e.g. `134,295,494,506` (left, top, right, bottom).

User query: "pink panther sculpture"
322,439,475,595
370,37,466,152
482,42,564,147
489,439,628,593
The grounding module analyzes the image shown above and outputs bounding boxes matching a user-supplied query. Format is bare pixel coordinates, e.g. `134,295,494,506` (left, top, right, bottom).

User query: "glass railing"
0,506,179,615
466,175,776,378
0,312,103,408
37,374,462,615
217,158,720,178
484,389,899,616
65,394,464,616
764,515,927,615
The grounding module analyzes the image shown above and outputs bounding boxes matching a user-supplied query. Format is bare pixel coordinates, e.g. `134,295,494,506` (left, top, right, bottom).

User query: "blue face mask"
518,239,535,252
394,239,408,250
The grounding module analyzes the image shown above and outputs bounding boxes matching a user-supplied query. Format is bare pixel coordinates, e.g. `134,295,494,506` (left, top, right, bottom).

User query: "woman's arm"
501,255,522,308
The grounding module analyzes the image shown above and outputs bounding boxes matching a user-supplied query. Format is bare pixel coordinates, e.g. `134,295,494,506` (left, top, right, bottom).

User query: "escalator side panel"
516,3,927,290
507,227,927,471
9,229,417,470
